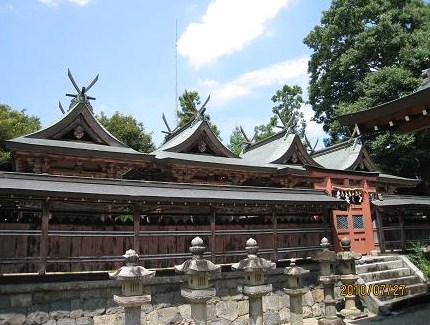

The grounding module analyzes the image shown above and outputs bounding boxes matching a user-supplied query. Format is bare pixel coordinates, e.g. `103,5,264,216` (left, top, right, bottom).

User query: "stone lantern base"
113,294,151,308
241,284,272,297
318,317,346,325
113,295,151,325
181,287,216,302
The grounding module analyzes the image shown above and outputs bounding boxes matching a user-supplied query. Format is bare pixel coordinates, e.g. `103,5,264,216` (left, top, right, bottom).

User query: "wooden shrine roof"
0,171,345,209
312,139,378,172
6,137,151,160
338,86,430,135
241,130,320,167
156,119,238,158
6,101,150,159
154,150,308,175
372,195,430,209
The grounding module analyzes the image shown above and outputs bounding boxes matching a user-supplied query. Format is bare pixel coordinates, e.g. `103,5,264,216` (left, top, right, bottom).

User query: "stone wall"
0,264,336,325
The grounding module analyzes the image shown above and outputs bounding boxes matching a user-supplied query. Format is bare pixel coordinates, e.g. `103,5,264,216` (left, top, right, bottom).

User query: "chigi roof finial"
65,68,99,111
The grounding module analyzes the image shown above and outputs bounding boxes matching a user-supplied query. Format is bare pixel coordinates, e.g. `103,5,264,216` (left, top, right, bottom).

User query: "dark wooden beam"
39,199,50,275
375,208,386,253
272,209,278,261
399,214,406,251
133,203,141,254
210,207,216,262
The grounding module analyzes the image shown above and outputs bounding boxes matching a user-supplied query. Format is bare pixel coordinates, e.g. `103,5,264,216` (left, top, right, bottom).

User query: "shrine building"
0,73,428,274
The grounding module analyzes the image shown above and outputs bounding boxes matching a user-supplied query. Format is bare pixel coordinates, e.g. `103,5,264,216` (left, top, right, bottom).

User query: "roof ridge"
312,138,357,157
242,129,290,153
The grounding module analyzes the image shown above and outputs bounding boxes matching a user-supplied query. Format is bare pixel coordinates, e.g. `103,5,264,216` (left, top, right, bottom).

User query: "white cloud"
37,0,91,6
201,57,309,105
178,0,290,68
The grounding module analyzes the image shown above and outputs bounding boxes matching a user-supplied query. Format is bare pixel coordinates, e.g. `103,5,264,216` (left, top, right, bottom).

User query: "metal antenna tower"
175,18,179,125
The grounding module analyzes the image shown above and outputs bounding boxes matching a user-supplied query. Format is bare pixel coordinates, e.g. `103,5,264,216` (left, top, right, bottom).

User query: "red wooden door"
333,209,371,253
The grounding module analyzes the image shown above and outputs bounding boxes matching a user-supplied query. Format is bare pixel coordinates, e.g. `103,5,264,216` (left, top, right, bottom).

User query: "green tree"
97,111,155,153
304,0,430,139
304,0,430,194
178,90,221,139
0,104,41,170
228,125,247,155
253,84,306,141
253,116,277,142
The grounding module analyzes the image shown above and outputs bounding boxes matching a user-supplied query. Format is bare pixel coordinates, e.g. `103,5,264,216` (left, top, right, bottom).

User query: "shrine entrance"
313,174,377,254
331,185,375,253
332,209,372,253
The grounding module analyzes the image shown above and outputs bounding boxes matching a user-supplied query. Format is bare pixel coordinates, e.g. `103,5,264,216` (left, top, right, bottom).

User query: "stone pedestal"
314,238,345,325
337,238,367,320
232,238,276,325
242,284,272,325
284,259,310,325
318,277,345,325
109,249,155,325
284,287,308,325
181,288,216,325
113,295,151,325
175,237,220,325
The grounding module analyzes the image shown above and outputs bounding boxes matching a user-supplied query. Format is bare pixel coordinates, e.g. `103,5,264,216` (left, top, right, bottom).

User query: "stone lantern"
109,249,155,325
232,238,276,325
314,238,345,325
284,259,310,325
175,237,220,325
336,237,366,320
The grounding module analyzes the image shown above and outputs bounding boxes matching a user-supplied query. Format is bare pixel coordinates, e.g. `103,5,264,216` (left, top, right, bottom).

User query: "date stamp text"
340,284,406,297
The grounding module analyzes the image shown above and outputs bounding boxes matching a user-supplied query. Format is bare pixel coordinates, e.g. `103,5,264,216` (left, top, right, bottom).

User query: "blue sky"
1,0,331,147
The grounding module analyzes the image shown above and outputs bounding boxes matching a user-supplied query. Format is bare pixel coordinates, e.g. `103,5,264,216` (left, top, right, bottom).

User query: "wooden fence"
0,215,328,273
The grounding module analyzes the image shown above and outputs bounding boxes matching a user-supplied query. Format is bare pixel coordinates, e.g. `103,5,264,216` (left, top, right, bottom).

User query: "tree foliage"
0,104,41,170
228,125,247,156
304,0,430,194
254,84,306,141
304,0,430,139
97,111,155,153
177,90,221,139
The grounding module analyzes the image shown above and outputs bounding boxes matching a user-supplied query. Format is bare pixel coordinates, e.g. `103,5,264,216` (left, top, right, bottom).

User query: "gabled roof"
155,118,238,158
241,130,321,166
311,139,379,172
6,101,141,156
26,101,127,147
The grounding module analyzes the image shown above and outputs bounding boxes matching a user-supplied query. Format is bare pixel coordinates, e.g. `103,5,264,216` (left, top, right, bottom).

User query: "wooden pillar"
133,203,141,254
39,199,50,275
210,208,216,262
375,208,386,253
272,209,278,261
322,209,330,240
399,213,406,251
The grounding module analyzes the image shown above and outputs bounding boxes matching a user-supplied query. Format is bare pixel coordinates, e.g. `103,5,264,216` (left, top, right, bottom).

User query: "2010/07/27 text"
340,284,406,297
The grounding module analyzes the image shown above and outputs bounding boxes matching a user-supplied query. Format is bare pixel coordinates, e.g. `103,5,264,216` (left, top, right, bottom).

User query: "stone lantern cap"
314,237,337,262
175,237,221,274
109,249,155,281
232,238,276,272
336,237,362,260
284,258,310,277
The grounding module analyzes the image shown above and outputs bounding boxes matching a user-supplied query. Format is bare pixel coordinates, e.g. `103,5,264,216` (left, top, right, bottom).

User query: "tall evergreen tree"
177,90,221,139
253,84,306,141
304,0,430,193
228,125,247,156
